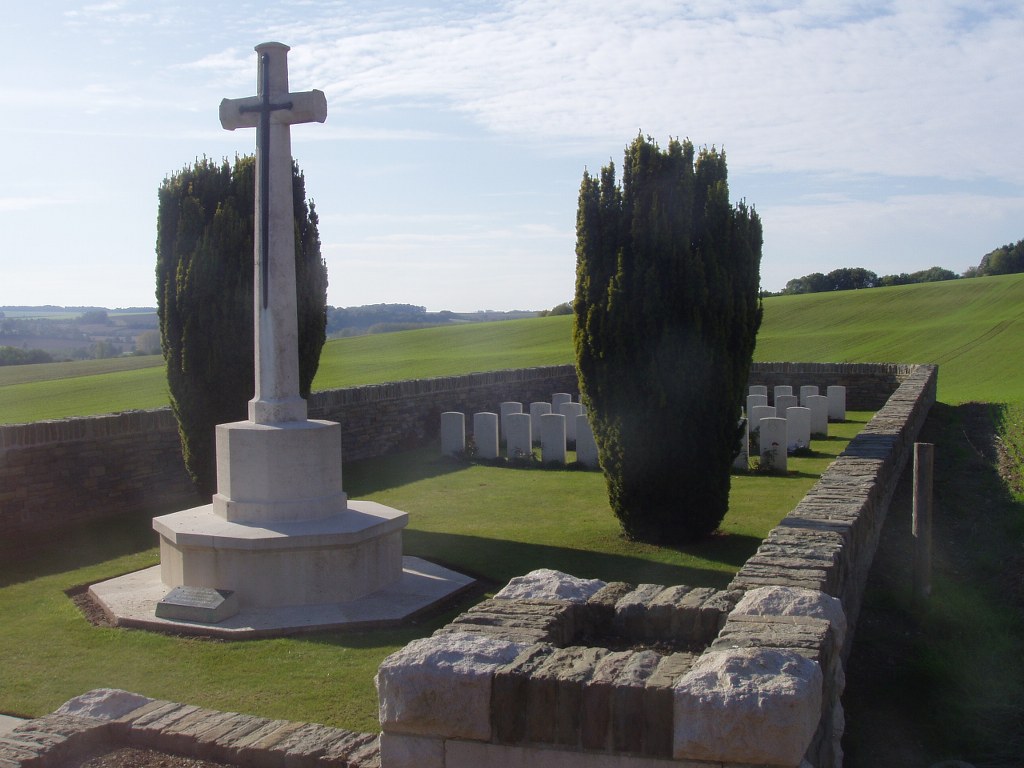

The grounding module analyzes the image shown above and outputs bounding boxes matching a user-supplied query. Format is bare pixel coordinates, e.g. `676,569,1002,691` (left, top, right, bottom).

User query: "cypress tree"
156,155,328,496
574,135,762,543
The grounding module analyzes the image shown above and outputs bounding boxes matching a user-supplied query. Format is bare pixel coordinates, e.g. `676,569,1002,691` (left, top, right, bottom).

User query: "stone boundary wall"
0,362,918,540
0,688,380,767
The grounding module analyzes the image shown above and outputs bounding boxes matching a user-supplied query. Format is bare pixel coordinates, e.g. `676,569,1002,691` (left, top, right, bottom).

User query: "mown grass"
3,273,1024,423
0,415,869,729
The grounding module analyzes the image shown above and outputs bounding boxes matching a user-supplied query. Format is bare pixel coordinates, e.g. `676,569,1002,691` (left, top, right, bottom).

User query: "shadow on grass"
400,528,758,592
294,526,763,651
0,506,164,588
344,447,469,496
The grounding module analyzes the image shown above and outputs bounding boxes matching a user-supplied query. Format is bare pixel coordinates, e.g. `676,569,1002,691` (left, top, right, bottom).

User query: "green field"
2,273,1023,424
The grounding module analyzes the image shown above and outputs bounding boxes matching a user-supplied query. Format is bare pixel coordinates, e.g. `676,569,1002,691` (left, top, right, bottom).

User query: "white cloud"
268,0,1024,183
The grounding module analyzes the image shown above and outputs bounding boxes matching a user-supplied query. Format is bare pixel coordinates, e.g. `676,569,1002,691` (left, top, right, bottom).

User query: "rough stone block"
532,646,607,746
610,650,660,753
732,585,847,650
612,583,664,640
492,644,554,743
671,587,719,642
579,650,633,752
643,652,696,757
376,631,527,741
581,582,634,638
644,585,691,642
54,689,154,722
673,647,823,765
494,569,606,604
379,731,443,768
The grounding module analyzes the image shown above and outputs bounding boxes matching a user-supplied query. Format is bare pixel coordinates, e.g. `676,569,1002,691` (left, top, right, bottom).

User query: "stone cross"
219,42,327,424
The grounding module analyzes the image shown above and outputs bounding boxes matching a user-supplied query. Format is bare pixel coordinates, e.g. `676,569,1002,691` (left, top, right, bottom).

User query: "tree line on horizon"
776,238,1024,296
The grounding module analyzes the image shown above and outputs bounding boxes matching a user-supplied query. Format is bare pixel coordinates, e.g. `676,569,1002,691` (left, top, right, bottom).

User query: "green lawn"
3,273,1023,423
0,415,869,730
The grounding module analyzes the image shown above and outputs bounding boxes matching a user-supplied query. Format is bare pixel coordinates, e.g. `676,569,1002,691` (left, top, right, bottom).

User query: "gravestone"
827,385,846,421
746,394,768,416
506,413,533,460
773,385,793,403
473,412,499,460
552,393,573,412
749,405,776,433
748,405,776,460
807,395,829,437
786,406,811,452
574,415,599,468
749,385,768,398
559,402,584,443
799,385,819,406
775,394,799,414
529,402,552,440
758,417,788,472
540,413,567,464
440,412,465,456
499,402,523,440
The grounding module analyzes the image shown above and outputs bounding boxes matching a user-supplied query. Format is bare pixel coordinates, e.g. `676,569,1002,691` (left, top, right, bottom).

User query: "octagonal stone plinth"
154,500,407,609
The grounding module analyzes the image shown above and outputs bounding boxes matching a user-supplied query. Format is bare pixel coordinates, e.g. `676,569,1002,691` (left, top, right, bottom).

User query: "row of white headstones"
441,393,600,467
741,384,847,472
440,384,847,473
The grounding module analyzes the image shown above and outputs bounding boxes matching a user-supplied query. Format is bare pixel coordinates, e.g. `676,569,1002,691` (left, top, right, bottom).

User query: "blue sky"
1,1,1021,311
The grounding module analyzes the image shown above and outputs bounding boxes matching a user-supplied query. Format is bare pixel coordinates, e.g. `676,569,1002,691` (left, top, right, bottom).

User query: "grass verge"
842,403,1024,766
0,415,868,730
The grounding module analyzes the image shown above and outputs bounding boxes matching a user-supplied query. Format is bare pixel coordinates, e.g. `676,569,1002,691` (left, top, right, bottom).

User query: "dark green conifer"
156,155,328,496
574,135,762,543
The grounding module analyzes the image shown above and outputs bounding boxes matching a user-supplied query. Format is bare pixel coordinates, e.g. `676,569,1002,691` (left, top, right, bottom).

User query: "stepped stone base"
154,500,408,609
90,556,474,639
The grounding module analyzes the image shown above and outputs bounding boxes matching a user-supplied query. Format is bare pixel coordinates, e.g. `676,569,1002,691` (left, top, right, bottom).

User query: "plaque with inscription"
155,586,239,624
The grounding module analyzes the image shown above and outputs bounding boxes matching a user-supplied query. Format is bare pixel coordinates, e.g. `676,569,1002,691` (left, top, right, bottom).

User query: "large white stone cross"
219,42,327,424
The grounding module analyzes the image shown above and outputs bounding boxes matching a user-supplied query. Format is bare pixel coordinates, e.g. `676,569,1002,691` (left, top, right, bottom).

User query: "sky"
0,1,1021,312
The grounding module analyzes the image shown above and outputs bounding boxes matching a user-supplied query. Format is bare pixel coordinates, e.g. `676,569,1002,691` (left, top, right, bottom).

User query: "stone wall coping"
0,688,381,767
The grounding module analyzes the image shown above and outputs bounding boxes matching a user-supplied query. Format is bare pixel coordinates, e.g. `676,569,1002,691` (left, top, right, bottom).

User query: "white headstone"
807,394,829,437
749,385,768,398
559,402,584,443
551,393,573,411
785,406,811,452
529,402,551,440
775,394,799,414
440,412,465,456
799,385,819,407
746,394,768,416
826,385,846,421
749,404,776,434
473,412,499,460
499,401,522,440
747,405,776,460
773,385,793,403
540,413,566,464
505,413,532,460
758,417,788,472
574,415,599,468
220,42,327,425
